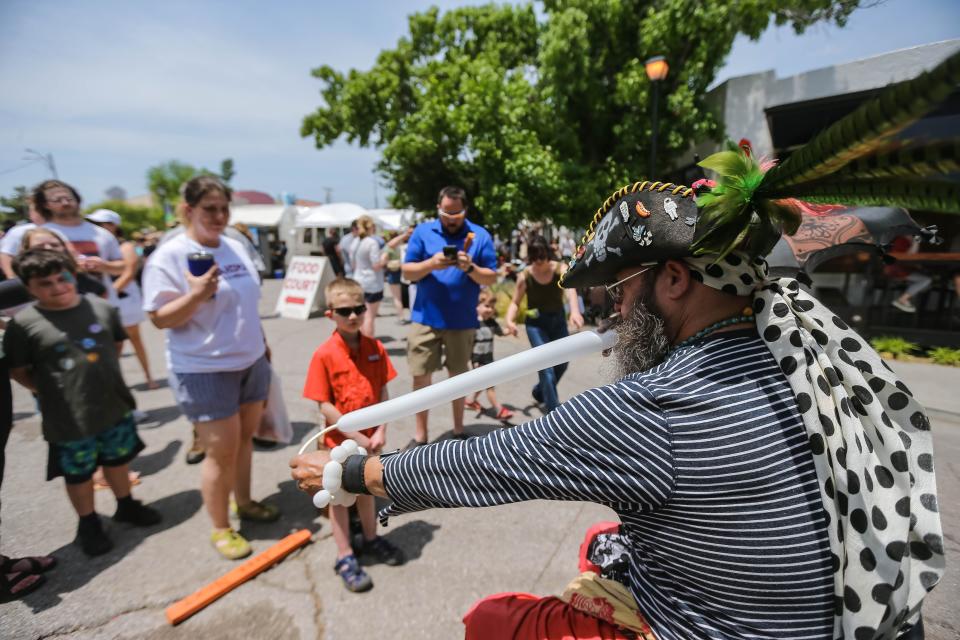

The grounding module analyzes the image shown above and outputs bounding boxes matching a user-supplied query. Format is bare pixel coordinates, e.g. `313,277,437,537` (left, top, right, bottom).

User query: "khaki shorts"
407,322,475,377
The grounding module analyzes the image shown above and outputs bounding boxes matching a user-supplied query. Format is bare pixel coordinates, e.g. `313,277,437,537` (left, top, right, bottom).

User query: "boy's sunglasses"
332,304,367,317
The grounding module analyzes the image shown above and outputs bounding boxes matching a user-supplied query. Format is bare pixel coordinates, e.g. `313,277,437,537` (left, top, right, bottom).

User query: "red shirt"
303,330,397,447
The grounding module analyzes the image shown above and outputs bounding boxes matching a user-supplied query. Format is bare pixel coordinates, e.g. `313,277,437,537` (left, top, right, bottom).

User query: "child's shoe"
113,497,162,526
495,406,514,420
334,554,373,592
358,536,406,566
76,514,113,557
210,528,252,560
233,499,281,523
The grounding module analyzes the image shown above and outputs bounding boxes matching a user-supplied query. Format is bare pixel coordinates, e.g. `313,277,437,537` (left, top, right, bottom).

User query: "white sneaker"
892,299,916,313
132,409,150,423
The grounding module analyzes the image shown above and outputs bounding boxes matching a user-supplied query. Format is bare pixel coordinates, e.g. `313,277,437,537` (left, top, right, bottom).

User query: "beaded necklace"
669,307,755,353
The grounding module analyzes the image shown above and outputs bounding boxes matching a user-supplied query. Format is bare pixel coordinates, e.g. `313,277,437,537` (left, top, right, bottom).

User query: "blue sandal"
334,554,373,593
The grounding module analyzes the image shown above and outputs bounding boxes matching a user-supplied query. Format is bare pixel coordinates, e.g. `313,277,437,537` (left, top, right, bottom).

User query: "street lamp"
644,56,669,177
24,148,58,179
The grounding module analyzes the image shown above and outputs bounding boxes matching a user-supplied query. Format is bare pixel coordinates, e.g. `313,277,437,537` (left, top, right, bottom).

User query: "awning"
296,202,369,228
230,204,299,228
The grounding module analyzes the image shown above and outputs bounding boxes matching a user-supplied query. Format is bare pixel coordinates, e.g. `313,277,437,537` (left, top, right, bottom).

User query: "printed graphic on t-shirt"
70,240,101,258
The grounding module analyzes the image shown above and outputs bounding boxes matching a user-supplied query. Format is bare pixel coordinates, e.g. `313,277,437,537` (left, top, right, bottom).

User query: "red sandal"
1,571,46,603
465,400,483,412
496,406,515,420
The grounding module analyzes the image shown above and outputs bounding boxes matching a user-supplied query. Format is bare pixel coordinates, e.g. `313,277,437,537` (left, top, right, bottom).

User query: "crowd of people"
0,178,586,600
0,175,946,640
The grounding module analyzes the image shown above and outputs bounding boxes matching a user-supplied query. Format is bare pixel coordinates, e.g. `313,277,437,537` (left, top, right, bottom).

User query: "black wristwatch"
465,263,475,274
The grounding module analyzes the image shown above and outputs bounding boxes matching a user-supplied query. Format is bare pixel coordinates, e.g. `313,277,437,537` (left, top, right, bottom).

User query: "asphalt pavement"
1,279,957,639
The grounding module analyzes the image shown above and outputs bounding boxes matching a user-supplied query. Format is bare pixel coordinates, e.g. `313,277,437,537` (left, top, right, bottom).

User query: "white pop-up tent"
294,202,368,257
367,208,419,231
295,202,368,228
229,204,303,273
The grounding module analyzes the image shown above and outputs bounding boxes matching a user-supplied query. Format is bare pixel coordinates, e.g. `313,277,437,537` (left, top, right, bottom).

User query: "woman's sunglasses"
332,304,367,317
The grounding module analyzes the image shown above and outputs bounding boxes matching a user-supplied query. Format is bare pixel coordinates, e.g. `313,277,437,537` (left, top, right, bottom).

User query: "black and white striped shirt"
380,330,835,639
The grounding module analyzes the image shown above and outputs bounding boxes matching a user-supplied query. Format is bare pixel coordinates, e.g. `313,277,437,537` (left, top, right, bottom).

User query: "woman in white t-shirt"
142,176,279,560
350,214,386,337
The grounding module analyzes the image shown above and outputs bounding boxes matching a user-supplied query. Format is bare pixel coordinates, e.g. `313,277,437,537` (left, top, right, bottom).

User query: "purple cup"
187,252,216,297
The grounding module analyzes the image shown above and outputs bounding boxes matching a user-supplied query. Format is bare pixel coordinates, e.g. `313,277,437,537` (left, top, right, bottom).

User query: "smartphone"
443,245,458,260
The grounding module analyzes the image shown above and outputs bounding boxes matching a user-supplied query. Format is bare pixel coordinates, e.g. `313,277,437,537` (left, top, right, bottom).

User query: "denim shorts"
48,413,145,484
386,269,402,285
169,355,271,423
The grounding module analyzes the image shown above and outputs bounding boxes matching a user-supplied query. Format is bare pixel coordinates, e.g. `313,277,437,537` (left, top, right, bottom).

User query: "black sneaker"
76,515,113,557
113,499,162,527
359,536,406,566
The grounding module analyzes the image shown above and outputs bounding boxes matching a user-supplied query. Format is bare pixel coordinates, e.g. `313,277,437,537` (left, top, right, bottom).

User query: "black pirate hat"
559,182,700,289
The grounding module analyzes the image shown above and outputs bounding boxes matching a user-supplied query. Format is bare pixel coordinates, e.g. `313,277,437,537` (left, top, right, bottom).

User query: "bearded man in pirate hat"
291,52,958,639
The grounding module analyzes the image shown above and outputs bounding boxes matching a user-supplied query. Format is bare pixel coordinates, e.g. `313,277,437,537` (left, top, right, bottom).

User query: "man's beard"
610,289,670,377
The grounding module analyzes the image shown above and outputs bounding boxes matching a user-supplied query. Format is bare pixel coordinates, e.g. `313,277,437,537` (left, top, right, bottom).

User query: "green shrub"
929,347,960,367
869,336,918,359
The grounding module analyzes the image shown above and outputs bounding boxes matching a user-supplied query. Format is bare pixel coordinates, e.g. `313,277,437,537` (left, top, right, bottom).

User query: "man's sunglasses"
332,305,367,317
438,208,466,218
605,264,656,303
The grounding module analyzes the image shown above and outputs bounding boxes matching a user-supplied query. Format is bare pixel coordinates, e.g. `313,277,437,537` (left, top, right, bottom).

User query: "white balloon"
330,445,348,463
312,489,331,509
341,439,359,455
322,460,343,492
357,447,367,457
340,492,357,507
337,330,618,432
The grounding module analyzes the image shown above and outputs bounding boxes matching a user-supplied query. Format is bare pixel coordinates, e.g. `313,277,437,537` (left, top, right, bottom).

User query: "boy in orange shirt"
302,278,405,592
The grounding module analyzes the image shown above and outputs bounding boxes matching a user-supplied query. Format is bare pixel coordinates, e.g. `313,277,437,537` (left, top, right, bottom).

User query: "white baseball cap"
86,209,122,225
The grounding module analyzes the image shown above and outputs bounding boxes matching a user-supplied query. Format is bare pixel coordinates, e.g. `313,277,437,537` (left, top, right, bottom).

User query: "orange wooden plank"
165,529,313,625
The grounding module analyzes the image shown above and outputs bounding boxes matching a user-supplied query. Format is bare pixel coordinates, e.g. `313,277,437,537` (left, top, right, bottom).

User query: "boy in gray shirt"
4,250,161,556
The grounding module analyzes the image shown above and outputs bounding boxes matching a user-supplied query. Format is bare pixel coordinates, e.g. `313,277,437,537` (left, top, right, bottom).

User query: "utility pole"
372,172,379,209
323,187,333,204
24,148,58,179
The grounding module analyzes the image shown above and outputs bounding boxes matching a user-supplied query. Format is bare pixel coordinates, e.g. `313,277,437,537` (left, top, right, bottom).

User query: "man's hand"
430,251,456,271
185,265,219,301
289,450,331,495
79,255,106,273
456,250,473,272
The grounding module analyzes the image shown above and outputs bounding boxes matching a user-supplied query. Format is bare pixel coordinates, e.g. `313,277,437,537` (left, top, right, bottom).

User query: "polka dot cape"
685,254,944,639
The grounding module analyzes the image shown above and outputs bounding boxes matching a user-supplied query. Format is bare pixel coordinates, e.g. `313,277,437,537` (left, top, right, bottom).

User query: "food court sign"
274,256,333,320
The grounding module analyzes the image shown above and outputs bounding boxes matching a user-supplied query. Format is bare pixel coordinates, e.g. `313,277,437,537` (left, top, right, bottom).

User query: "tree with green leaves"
220,158,236,184
301,0,863,233
83,200,164,235
146,158,238,213
0,186,30,222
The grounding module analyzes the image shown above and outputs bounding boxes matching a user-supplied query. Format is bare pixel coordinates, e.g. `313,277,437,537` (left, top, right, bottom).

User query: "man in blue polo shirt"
402,186,498,448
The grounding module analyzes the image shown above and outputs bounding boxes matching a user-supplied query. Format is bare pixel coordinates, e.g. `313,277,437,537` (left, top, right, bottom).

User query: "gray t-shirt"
4,295,134,443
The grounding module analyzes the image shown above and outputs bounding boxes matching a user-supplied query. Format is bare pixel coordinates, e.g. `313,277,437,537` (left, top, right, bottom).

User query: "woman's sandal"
1,555,57,575
464,400,483,412
1,571,46,603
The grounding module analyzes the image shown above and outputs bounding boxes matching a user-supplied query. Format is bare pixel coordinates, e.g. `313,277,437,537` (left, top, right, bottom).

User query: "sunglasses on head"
332,304,367,317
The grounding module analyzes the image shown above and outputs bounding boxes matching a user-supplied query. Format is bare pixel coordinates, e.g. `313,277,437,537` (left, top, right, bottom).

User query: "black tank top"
525,264,564,314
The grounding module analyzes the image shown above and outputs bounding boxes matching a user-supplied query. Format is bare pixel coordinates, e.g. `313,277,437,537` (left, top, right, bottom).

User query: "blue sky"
1,0,958,209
